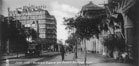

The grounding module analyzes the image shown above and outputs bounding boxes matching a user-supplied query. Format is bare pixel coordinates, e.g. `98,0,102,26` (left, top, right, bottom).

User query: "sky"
2,0,107,43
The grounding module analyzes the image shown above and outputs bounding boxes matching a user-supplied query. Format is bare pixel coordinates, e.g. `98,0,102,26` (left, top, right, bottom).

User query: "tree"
24,27,38,40
64,15,108,39
64,15,107,64
1,17,9,53
103,33,126,57
8,20,28,57
65,33,77,46
1,18,29,56
2,17,39,56
65,33,79,58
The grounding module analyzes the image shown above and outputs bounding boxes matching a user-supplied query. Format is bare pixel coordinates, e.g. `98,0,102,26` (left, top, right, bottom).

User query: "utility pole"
6,7,10,55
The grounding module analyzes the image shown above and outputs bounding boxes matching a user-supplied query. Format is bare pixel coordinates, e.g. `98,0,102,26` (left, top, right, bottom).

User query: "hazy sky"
2,0,107,42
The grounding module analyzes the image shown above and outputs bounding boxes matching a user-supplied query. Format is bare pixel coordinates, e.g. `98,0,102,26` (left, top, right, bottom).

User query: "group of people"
113,50,132,63
118,52,132,63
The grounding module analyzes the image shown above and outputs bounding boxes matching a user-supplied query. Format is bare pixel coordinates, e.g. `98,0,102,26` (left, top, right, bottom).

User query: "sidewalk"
76,51,117,63
1,53,24,61
0,52,60,66
0,52,60,61
75,51,133,66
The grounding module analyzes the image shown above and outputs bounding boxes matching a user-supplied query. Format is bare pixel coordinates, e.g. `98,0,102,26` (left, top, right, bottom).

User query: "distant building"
9,5,57,49
80,1,126,56
80,1,107,55
80,1,105,18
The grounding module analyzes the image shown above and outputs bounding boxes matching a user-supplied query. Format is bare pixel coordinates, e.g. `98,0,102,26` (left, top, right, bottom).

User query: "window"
38,20,46,24
39,28,46,33
39,34,46,38
39,24,46,28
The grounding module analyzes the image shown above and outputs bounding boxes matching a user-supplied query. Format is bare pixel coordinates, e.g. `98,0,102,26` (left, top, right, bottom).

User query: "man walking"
60,45,65,61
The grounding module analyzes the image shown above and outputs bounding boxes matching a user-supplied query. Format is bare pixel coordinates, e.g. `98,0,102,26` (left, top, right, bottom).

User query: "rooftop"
81,1,104,11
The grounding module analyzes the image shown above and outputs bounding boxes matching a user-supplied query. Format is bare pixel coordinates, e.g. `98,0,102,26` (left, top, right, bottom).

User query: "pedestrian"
60,45,65,61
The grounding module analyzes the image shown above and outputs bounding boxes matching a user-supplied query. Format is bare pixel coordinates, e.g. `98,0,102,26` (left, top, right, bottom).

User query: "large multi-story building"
9,5,57,49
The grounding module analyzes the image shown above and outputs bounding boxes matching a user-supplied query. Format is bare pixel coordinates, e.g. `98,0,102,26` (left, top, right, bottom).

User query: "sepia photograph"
0,0,138,66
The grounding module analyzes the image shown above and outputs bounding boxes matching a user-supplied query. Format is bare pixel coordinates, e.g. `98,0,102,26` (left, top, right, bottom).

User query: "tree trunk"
84,38,87,65
17,52,19,58
75,40,77,59
6,39,9,55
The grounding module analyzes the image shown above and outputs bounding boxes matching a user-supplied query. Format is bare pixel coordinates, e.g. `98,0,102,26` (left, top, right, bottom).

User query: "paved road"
1,52,60,66
1,52,133,66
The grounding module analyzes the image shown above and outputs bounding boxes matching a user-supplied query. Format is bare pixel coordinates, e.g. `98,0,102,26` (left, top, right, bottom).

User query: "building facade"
108,0,139,64
9,5,57,49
